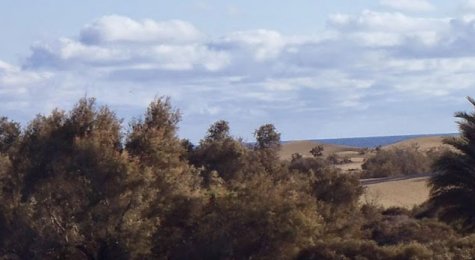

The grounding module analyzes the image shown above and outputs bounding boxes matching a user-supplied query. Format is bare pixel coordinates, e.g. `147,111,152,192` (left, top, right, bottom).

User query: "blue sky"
1,0,475,142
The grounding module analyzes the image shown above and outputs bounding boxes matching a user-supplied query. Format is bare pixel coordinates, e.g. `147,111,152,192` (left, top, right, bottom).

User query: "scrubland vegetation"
0,97,475,259
361,145,444,178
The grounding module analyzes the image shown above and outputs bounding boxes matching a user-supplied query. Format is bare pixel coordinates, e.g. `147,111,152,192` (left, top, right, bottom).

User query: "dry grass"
361,176,430,208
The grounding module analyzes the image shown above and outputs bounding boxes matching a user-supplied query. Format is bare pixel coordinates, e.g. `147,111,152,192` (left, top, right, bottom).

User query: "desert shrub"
361,145,432,178
359,148,369,155
411,201,440,220
162,174,323,260
289,156,330,174
326,153,339,164
382,207,412,216
297,239,433,260
291,152,303,161
425,146,450,162
311,167,364,237
427,235,475,259
361,203,384,220
364,215,457,246
326,153,352,165
190,121,249,183
310,145,324,157
0,98,206,259
311,169,363,209
289,157,363,212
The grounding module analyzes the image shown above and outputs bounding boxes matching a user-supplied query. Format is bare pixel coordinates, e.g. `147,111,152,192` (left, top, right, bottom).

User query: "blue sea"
312,133,457,148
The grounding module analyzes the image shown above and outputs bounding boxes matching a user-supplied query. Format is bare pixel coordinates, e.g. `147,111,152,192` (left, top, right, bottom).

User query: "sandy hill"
279,140,361,160
382,136,452,152
362,176,430,208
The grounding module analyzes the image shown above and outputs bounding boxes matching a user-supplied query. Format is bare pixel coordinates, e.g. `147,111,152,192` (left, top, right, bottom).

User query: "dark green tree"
124,97,205,258
126,96,183,168
253,124,282,173
254,123,281,150
429,97,475,232
190,120,248,183
205,120,230,141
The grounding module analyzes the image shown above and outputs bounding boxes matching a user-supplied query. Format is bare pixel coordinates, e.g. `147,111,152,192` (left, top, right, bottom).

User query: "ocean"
313,133,457,148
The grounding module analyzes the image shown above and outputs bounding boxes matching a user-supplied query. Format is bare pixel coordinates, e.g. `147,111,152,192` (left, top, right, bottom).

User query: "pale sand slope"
361,176,430,208
383,136,452,151
279,140,361,160
280,135,453,161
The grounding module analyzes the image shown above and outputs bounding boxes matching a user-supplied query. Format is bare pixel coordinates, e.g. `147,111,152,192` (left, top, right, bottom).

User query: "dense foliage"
362,145,435,178
0,97,474,259
429,97,475,233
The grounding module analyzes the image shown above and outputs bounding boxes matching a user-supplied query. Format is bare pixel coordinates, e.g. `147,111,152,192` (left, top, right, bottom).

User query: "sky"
1,0,475,142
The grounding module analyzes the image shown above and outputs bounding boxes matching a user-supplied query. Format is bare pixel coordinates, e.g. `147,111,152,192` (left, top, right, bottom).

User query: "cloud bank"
1,11,474,140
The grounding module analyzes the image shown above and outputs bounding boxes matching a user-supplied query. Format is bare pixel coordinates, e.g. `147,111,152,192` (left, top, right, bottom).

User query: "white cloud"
217,30,286,61
327,10,447,32
459,0,475,13
0,60,51,86
149,45,230,71
21,13,475,104
325,11,475,58
27,38,230,72
80,15,204,45
0,60,76,118
380,0,435,12
3,13,475,140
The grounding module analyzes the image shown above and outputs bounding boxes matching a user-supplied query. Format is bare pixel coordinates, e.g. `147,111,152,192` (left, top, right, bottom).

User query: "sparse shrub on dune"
310,145,324,157
326,153,352,165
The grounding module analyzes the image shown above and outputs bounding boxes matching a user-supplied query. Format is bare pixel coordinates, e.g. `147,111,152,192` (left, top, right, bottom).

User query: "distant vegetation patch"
361,145,446,178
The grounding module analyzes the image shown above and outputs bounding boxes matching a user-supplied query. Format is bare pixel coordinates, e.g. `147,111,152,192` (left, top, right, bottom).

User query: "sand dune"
280,135,453,160
361,176,430,208
383,136,452,151
279,140,361,160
